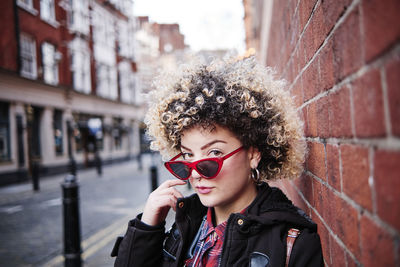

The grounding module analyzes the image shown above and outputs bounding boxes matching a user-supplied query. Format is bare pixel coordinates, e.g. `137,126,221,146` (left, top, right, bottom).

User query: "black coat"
112,183,324,267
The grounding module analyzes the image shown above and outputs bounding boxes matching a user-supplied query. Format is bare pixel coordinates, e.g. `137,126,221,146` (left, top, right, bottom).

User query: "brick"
330,193,360,258
362,0,400,61
310,3,328,55
303,19,316,63
311,210,330,263
312,179,331,222
306,102,317,137
352,68,386,137
341,144,372,211
291,77,303,108
298,38,307,71
360,215,395,267
316,96,330,138
306,141,326,180
289,8,300,52
330,235,346,267
292,48,300,77
295,173,314,206
374,150,400,231
385,58,400,136
320,0,352,34
328,86,353,137
326,144,341,191
299,0,317,33
318,40,335,92
303,61,320,101
346,255,358,267
332,7,362,81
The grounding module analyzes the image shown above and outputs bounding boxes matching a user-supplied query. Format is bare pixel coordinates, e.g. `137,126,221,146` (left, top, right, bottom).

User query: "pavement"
0,154,193,267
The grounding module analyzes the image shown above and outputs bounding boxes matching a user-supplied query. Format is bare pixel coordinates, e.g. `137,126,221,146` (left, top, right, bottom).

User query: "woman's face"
180,124,260,215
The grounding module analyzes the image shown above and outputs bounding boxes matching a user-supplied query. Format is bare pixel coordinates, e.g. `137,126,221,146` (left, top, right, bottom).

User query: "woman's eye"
182,152,193,160
210,150,222,157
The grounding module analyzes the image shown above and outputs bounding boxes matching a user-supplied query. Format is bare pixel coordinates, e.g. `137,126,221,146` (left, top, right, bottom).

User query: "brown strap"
285,228,300,267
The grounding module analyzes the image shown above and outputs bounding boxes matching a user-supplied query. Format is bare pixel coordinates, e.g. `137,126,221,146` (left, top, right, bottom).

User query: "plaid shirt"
184,208,227,267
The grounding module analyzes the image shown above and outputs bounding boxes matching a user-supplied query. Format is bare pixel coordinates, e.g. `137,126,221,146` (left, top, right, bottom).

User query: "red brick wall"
266,0,400,266
0,1,18,71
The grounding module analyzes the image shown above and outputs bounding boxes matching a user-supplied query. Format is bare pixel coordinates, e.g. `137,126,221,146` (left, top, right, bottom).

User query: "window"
20,34,37,79
68,0,89,35
42,42,59,85
119,61,136,104
40,0,55,22
96,63,118,100
70,38,91,94
0,102,11,162
117,20,135,59
92,3,118,100
53,109,63,155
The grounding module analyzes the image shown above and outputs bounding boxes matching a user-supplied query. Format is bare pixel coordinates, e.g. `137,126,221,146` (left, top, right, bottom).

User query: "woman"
112,57,323,266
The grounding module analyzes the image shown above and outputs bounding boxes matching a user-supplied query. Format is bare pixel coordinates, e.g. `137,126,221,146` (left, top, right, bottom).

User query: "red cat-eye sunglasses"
164,147,243,180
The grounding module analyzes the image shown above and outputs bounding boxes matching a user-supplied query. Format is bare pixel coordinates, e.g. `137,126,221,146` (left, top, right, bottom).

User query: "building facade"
0,0,142,186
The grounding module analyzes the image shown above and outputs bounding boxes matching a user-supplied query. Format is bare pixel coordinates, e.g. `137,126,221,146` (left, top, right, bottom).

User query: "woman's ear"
248,147,261,169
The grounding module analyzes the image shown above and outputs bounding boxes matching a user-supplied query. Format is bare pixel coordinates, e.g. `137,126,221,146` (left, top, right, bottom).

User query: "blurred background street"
0,0,399,266
0,155,192,267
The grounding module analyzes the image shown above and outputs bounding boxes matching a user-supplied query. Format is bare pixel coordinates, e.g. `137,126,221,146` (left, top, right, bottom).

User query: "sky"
133,0,246,53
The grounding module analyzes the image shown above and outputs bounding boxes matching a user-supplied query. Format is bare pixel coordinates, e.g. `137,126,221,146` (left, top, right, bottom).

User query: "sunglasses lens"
168,163,190,179
196,160,220,178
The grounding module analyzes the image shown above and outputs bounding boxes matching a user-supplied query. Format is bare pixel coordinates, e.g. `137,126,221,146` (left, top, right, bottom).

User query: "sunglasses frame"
164,146,243,180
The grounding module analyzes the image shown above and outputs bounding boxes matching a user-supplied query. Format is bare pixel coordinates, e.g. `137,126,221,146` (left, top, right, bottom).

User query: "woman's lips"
196,186,213,194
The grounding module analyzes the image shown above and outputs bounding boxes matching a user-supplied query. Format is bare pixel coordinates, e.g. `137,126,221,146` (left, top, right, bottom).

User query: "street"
0,155,192,267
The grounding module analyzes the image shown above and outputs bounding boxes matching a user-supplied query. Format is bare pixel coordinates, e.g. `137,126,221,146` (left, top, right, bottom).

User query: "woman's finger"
156,179,187,190
157,187,184,199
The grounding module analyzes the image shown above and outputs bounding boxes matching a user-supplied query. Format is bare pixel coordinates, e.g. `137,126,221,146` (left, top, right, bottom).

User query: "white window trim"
40,0,59,28
17,0,38,15
20,34,37,79
41,42,59,85
67,0,90,35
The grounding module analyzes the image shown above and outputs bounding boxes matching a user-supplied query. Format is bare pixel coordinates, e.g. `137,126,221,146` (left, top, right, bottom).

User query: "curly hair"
144,57,306,181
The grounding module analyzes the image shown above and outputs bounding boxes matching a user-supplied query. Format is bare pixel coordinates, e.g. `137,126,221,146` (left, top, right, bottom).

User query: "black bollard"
69,158,77,176
62,175,82,267
32,161,40,191
150,165,158,191
95,153,102,176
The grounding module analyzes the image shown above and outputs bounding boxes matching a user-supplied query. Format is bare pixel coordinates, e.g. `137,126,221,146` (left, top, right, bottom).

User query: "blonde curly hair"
144,57,306,181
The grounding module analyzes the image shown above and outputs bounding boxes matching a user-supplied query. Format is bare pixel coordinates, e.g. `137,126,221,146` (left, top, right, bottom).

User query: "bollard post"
62,175,82,267
67,121,77,176
69,158,77,176
150,165,158,191
95,152,102,176
32,160,40,191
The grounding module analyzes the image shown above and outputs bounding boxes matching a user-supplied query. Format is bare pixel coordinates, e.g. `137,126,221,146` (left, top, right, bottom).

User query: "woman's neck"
213,184,258,225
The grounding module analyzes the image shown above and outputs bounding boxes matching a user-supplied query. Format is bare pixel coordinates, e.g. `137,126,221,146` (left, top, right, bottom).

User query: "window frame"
20,34,38,79
41,42,59,85
40,0,56,24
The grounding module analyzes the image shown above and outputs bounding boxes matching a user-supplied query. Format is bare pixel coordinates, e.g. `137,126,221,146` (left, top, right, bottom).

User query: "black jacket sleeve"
114,214,166,267
288,228,324,267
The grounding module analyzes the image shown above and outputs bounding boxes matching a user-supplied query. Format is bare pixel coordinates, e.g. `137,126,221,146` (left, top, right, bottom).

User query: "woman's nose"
191,169,202,180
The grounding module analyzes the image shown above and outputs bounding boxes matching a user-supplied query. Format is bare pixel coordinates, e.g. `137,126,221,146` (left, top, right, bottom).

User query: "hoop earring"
251,168,260,184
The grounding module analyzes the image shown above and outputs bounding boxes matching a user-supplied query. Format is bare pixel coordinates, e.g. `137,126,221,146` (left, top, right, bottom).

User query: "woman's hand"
141,179,187,226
